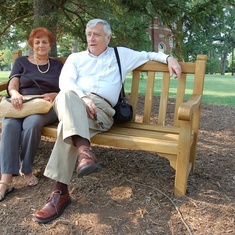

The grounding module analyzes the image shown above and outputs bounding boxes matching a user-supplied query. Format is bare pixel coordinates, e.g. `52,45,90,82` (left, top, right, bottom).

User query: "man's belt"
91,93,112,107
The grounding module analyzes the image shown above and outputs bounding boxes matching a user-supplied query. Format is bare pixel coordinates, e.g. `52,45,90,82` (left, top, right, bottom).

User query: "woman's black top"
9,56,63,95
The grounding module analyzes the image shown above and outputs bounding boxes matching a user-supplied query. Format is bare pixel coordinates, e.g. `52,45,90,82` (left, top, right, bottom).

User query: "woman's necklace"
34,56,50,74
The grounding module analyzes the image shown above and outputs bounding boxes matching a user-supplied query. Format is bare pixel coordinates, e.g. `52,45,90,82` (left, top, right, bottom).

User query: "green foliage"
54,0,153,52
0,47,12,71
0,0,33,45
0,0,235,73
0,0,154,56
206,58,221,74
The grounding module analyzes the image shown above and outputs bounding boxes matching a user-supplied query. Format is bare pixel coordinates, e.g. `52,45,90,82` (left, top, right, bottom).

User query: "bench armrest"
0,82,8,92
178,94,202,121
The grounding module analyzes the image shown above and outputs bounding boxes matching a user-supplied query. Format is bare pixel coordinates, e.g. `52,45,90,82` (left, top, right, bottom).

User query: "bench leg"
190,134,198,173
174,122,192,196
190,109,201,173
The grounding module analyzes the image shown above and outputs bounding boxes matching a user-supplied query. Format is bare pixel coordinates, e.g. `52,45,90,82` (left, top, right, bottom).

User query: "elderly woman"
0,27,63,201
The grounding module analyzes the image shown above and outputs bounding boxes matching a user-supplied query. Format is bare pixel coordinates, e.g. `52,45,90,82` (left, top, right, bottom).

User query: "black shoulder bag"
113,47,133,122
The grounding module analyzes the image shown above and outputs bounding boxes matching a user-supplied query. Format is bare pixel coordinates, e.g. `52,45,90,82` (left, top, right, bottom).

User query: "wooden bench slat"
114,122,180,133
158,72,170,125
91,134,178,154
135,60,196,74
105,126,179,140
143,71,155,123
0,82,7,93
174,73,187,126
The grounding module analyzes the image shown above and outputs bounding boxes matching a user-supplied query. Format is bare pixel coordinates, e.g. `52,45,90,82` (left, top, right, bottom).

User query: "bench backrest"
131,56,206,127
12,50,207,128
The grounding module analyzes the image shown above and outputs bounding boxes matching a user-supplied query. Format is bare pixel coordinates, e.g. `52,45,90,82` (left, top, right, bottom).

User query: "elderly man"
34,18,181,223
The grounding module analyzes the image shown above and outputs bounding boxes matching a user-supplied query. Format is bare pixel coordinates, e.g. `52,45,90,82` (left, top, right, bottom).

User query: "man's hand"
42,93,58,102
82,97,97,119
167,56,182,79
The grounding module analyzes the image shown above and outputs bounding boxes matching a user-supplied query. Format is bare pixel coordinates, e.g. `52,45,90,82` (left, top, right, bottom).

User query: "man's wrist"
166,55,172,64
81,96,88,99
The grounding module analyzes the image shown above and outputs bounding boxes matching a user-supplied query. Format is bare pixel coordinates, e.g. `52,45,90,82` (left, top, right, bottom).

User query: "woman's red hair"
28,27,54,48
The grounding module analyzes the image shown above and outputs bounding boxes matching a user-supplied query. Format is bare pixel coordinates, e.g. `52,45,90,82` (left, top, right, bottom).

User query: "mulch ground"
0,101,234,235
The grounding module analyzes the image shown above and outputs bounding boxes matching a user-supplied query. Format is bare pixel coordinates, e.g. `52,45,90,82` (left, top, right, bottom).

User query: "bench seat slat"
91,133,178,154
114,122,180,133
105,126,180,140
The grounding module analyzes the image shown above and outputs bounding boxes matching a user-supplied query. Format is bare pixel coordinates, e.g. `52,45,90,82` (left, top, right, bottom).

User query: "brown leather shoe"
34,190,71,224
76,147,101,178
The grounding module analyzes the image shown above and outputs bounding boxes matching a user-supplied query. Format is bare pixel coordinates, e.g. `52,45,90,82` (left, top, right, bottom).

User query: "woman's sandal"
24,175,39,187
0,181,15,202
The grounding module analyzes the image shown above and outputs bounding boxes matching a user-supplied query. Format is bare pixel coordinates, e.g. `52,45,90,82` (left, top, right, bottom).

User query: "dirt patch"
0,101,235,235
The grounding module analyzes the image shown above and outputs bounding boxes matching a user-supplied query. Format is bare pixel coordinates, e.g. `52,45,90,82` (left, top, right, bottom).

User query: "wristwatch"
166,55,172,64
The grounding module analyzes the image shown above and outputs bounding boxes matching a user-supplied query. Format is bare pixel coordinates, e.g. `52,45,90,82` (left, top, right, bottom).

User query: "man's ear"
107,34,112,44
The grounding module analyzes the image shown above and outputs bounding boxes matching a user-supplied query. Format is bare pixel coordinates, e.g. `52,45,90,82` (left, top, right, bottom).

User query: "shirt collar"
87,47,109,57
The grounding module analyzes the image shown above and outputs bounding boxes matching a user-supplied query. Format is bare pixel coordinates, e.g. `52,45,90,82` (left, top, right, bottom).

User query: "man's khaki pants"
44,90,115,185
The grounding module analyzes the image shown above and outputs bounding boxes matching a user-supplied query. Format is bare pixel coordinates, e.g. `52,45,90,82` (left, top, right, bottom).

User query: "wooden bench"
0,50,207,196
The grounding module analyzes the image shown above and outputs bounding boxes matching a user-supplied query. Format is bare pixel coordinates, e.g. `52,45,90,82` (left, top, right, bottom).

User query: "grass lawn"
0,71,234,106
0,71,10,82
124,73,235,107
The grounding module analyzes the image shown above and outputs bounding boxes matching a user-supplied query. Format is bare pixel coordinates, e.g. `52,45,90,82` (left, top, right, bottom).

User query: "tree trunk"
72,38,79,53
221,51,227,75
232,49,234,76
33,0,58,56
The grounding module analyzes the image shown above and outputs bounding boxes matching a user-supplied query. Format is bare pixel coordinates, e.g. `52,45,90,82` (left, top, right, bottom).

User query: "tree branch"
0,13,34,36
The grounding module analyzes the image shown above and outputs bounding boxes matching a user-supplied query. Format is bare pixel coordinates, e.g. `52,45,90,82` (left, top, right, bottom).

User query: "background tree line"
0,0,235,75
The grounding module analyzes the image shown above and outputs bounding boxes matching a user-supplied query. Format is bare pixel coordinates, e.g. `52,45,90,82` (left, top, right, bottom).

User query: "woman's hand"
82,96,97,119
10,94,24,110
8,77,23,109
42,93,57,102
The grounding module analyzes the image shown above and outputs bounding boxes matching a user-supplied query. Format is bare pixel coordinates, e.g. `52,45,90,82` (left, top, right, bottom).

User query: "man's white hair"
86,19,112,36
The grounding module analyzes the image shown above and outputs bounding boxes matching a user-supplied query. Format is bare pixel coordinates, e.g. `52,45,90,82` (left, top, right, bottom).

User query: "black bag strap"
5,95,44,103
7,73,43,96
114,47,125,100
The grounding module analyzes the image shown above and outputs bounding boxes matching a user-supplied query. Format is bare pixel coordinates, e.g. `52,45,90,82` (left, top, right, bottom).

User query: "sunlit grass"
0,71,10,82
124,73,235,107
